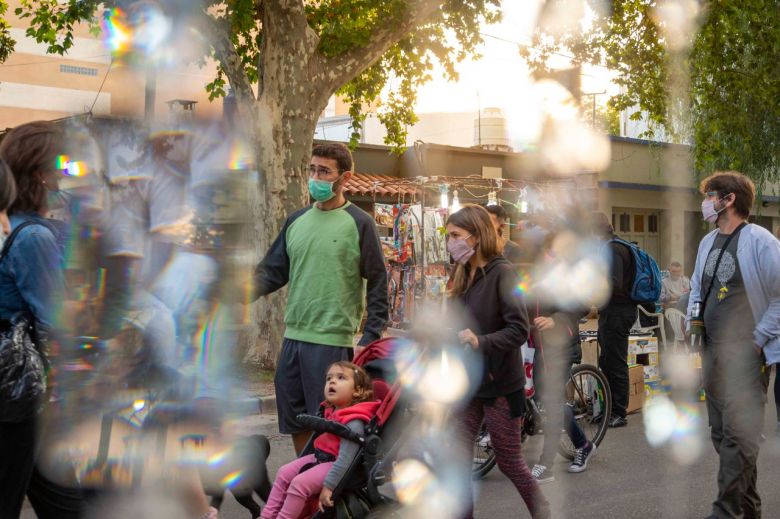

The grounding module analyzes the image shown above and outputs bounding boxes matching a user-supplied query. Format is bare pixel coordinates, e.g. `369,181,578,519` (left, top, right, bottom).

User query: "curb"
259,395,277,415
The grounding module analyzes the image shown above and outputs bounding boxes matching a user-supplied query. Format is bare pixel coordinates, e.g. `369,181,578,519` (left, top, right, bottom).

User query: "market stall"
354,175,576,330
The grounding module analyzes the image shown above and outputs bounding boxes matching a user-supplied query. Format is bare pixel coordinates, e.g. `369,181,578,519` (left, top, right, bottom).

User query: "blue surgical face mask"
308,174,344,203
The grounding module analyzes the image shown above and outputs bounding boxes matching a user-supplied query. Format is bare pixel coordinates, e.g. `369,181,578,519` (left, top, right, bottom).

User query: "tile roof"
344,173,418,198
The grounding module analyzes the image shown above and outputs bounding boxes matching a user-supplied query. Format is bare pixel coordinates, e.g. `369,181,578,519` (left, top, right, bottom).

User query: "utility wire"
89,58,113,114
479,32,610,70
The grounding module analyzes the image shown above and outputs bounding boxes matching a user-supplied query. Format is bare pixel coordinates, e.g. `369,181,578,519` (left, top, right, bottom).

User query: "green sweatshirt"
253,202,388,347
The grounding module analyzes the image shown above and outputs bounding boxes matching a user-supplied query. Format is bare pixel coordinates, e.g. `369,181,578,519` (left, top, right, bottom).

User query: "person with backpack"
591,213,651,428
0,122,79,518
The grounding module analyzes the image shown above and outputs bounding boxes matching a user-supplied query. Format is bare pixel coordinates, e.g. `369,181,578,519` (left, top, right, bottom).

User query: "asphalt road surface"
214,400,780,519
21,387,780,518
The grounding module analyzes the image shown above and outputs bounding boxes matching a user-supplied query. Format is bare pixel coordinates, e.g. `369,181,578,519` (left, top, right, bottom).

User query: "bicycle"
472,362,611,479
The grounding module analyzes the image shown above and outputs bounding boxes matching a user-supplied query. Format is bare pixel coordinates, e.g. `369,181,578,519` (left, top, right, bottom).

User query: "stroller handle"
295,415,364,445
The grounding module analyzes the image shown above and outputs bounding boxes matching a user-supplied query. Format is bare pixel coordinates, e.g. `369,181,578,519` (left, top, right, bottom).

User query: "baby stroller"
291,337,411,519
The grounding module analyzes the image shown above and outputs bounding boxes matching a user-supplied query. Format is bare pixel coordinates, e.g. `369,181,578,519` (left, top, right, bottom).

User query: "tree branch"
201,12,257,113
322,0,442,91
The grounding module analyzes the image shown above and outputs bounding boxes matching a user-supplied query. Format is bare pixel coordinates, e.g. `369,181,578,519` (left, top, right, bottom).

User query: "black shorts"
275,338,353,434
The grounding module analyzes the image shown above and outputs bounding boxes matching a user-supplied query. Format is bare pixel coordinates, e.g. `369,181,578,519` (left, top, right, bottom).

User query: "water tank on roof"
474,107,512,152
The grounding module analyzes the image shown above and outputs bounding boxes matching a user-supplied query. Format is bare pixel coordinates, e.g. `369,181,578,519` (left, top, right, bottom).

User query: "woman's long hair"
447,204,502,297
0,121,63,214
0,159,16,212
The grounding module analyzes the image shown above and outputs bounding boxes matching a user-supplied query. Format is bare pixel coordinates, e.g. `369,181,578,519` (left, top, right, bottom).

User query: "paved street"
213,398,780,519
19,385,780,519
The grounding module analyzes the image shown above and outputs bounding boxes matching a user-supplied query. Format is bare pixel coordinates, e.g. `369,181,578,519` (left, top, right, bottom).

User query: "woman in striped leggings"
446,205,550,519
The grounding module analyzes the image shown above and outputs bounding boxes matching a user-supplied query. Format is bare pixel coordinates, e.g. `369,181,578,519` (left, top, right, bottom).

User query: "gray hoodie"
687,223,780,364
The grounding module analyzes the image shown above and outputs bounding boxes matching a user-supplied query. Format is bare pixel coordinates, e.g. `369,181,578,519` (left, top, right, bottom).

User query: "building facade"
0,1,221,128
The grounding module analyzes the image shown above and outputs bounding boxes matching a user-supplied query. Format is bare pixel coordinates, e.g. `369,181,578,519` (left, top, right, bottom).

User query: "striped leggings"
458,397,550,519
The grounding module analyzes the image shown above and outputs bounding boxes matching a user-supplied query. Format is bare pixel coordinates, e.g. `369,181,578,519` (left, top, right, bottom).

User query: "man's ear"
336,171,352,194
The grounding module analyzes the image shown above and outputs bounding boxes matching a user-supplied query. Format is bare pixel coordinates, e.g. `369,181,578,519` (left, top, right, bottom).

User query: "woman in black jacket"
447,205,549,519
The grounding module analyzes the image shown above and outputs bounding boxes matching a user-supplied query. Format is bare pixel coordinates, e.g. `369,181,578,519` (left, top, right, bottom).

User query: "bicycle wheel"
471,424,497,479
558,363,611,460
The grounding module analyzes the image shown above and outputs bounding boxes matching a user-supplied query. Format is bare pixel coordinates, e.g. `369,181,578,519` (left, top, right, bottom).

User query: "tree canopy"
521,0,780,186
10,0,500,151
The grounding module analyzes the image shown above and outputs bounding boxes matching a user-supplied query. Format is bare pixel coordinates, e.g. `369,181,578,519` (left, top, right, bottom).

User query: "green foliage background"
522,0,780,187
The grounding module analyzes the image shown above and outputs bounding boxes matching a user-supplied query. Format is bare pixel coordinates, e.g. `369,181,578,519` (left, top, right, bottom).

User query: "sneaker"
531,464,555,484
568,442,596,473
608,416,628,428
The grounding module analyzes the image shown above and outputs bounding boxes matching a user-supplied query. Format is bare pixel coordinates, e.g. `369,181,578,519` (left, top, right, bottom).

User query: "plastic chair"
634,304,668,352
664,308,687,352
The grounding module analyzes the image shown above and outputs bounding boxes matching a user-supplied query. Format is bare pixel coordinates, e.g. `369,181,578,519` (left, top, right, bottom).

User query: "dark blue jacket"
0,214,64,331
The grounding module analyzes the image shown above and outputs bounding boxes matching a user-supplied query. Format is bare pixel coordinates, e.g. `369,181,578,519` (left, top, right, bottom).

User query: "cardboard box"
627,364,645,413
643,365,661,381
581,339,599,366
635,352,659,366
645,380,662,397
628,335,658,354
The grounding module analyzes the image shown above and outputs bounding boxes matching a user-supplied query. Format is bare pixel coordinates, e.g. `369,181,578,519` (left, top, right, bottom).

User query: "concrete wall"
1,0,223,128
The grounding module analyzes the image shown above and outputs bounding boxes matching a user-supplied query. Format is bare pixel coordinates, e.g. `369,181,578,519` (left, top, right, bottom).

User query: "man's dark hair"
0,159,16,212
312,142,353,173
0,121,64,214
484,204,508,221
699,171,755,219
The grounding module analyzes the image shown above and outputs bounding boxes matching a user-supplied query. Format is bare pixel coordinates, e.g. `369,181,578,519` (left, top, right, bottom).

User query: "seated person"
660,261,690,309
262,362,380,518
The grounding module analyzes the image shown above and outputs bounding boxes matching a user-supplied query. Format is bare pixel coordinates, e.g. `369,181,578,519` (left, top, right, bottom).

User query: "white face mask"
701,194,731,224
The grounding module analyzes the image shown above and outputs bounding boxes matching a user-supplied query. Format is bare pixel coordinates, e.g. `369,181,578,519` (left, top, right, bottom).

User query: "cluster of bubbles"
382,306,484,518
38,114,260,506
100,1,208,68
642,352,707,466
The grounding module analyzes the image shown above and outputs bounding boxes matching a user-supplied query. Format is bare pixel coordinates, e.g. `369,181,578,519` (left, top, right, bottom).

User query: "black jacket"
454,256,530,399
606,236,634,308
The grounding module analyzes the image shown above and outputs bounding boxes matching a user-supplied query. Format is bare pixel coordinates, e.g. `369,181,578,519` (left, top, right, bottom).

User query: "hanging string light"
487,190,498,206
439,184,449,210
450,190,461,213
518,187,529,214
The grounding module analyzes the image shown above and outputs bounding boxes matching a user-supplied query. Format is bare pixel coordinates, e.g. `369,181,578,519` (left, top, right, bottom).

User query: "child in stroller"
259,338,407,519
261,361,380,518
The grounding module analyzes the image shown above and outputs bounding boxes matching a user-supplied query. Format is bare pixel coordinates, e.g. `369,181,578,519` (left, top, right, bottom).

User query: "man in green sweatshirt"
253,142,388,453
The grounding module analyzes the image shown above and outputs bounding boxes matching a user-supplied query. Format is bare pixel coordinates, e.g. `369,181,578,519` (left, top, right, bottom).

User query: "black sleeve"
252,209,308,300
478,266,530,355
346,205,389,346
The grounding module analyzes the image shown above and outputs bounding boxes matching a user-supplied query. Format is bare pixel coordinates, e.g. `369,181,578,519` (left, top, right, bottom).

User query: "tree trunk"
241,88,329,367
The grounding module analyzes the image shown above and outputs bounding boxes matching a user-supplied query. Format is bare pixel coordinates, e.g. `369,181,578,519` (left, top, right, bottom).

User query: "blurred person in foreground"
0,122,78,518
252,142,388,455
592,212,636,428
484,203,523,263
660,261,690,309
448,205,549,519
525,231,594,483
687,171,780,519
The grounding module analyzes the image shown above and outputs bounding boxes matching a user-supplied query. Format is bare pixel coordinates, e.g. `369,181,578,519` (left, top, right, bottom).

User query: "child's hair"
328,361,374,404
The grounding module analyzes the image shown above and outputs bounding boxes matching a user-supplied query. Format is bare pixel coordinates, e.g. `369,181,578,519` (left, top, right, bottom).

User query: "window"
633,214,644,233
649,214,658,233
59,64,98,77
619,213,630,233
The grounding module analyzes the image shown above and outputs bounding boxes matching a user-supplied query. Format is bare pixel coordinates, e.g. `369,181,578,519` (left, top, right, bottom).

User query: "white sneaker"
531,464,555,484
